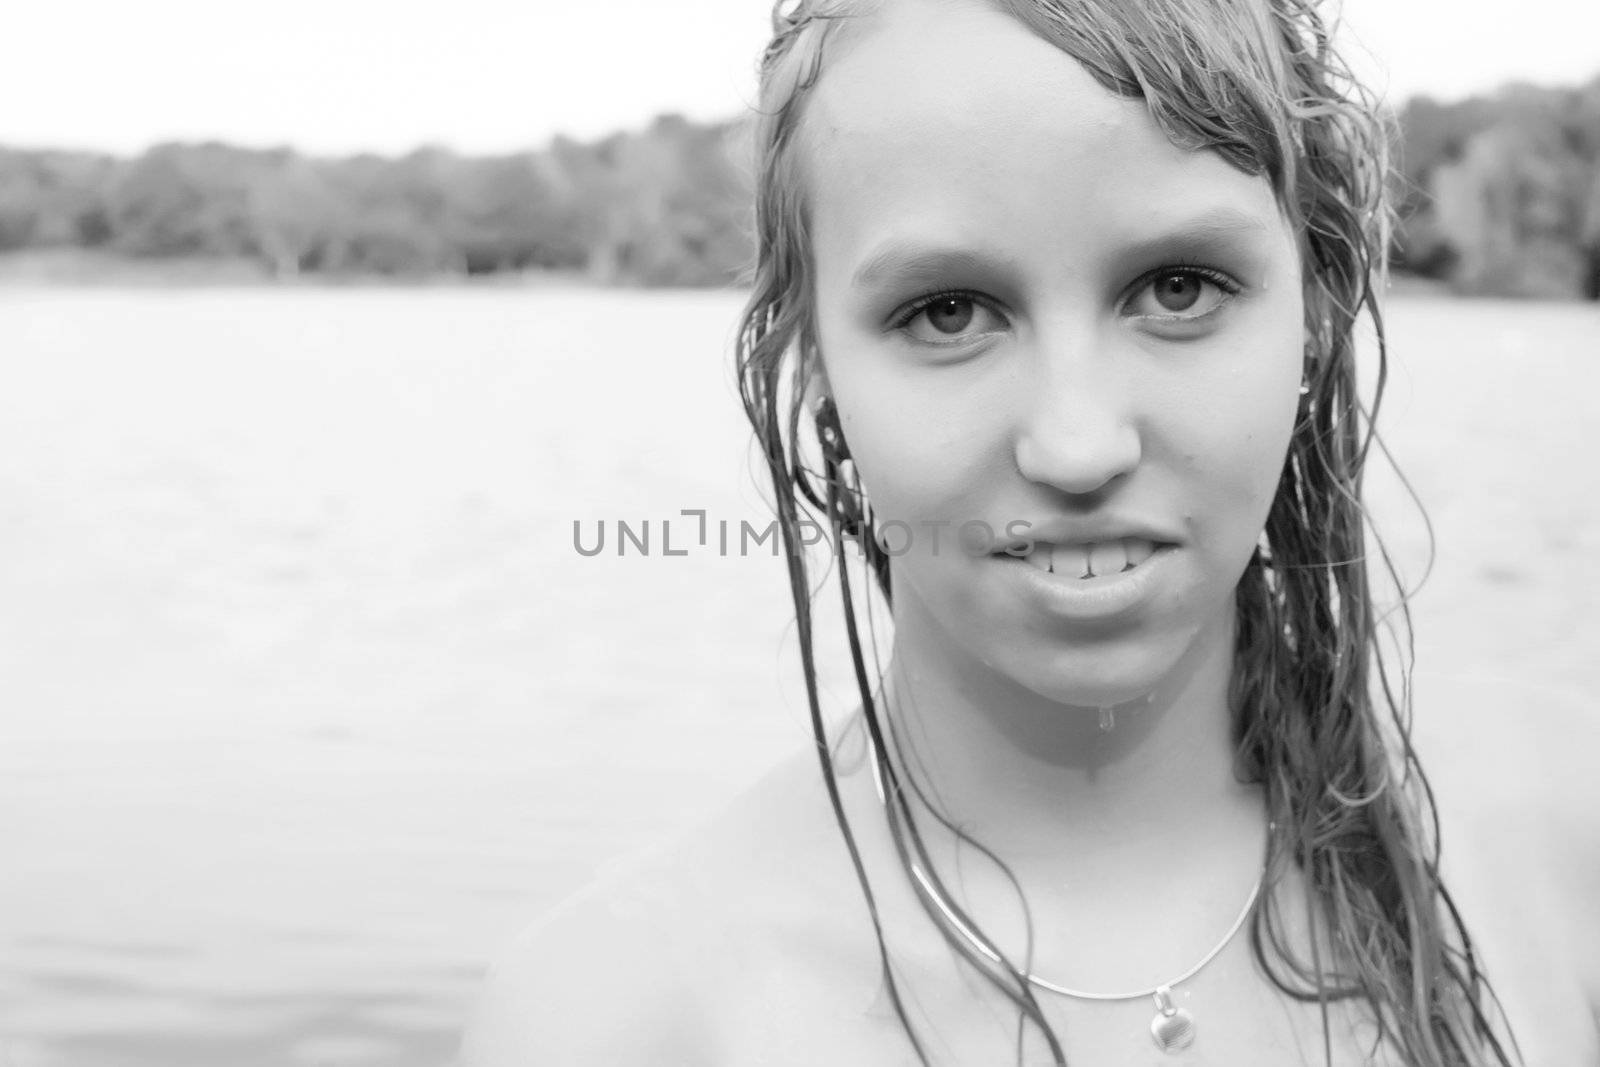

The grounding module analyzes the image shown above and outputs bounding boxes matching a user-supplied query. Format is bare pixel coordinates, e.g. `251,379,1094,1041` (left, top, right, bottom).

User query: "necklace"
864,729,1266,1055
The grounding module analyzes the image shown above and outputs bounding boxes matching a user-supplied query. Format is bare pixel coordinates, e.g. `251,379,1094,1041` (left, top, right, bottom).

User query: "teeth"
1050,544,1091,579
1019,537,1160,578
1087,541,1126,577
1122,538,1155,568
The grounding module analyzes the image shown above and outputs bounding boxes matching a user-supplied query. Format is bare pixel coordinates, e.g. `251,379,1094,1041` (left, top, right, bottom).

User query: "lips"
994,539,1177,621
1000,537,1160,579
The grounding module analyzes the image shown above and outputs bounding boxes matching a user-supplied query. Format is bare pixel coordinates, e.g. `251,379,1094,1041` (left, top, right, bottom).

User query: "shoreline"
7,251,1592,308
0,249,607,290
0,249,1465,299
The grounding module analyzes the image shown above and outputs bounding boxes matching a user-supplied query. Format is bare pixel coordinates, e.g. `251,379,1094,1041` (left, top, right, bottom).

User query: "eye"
891,291,1007,345
1124,267,1239,321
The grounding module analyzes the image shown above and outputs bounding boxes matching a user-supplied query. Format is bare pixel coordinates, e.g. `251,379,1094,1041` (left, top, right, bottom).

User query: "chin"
1015,666,1168,712
1001,625,1203,711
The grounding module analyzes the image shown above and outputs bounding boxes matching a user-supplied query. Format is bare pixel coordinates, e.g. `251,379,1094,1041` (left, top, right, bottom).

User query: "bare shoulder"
458,744,884,1066
1407,671,1600,1052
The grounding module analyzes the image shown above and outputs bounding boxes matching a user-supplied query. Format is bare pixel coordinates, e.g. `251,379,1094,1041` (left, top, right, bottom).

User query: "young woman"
463,0,1598,1062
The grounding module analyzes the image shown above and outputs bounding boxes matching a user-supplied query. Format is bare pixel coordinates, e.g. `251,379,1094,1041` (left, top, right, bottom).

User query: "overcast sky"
5,0,1596,155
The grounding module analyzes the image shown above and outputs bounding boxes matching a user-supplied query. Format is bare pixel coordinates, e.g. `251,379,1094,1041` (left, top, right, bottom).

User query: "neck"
860,587,1266,914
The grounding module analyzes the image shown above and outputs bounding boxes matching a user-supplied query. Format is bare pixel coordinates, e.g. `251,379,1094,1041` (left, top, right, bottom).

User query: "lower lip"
991,546,1177,622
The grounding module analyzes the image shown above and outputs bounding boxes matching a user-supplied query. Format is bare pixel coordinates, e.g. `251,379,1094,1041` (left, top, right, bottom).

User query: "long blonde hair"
734,1,1521,1063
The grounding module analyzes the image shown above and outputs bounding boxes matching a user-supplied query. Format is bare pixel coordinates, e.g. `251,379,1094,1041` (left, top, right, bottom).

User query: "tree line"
1394,76,1600,298
1,76,1597,297
0,113,753,286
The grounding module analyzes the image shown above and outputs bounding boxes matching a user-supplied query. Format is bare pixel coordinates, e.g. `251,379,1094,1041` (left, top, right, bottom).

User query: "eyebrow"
848,208,1274,290
1117,207,1274,263
849,243,1019,291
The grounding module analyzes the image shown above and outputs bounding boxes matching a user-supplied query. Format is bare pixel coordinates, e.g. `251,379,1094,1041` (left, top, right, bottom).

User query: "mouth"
992,537,1165,579
991,537,1177,620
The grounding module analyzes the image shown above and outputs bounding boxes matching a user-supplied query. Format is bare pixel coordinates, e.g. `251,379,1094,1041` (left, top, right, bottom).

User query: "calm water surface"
0,288,1593,1066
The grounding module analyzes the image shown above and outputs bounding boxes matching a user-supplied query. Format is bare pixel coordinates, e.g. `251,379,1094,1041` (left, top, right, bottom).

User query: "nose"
1013,333,1142,497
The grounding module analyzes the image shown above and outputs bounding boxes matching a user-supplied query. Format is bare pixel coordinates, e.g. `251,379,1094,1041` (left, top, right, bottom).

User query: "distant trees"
582,114,755,286
1393,76,1600,298
0,148,116,249
0,114,755,286
246,156,339,277
3,76,1600,297
103,143,260,258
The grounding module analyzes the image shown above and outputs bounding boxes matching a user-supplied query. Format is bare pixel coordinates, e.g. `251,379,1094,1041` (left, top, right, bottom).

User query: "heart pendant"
1150,987,1196,1054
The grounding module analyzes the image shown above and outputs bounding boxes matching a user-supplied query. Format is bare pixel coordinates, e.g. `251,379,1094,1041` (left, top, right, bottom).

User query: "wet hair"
734,0,1522,1064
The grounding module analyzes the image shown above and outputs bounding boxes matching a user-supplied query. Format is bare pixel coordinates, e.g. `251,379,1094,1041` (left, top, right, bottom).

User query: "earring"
814,396,867,536
815,397,843,449
1300,340,1319,397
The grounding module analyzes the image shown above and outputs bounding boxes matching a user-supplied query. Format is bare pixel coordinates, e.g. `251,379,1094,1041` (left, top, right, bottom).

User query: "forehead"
800,0,1287,275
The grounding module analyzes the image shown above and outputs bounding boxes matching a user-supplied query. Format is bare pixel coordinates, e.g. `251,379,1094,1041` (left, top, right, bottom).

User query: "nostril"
1014,422,1143,498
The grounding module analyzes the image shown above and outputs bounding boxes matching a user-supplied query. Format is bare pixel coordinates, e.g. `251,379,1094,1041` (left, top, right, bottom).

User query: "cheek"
834,393,984,525
1174,339,1302,542
817,331,997,527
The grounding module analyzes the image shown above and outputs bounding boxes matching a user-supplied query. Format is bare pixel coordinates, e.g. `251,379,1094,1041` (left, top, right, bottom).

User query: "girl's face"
805,0,1305,708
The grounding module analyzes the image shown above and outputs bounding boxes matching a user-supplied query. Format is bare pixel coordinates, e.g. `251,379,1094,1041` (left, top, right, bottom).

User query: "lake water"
0,288,1594,1066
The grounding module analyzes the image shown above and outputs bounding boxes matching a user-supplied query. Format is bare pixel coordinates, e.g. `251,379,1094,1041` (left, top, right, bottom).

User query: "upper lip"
988,517,1181,555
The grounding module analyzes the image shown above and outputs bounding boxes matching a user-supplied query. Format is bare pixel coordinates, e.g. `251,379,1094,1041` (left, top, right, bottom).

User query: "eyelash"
888,265,1243,338
1136,264,1243,315
889,289,997,334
